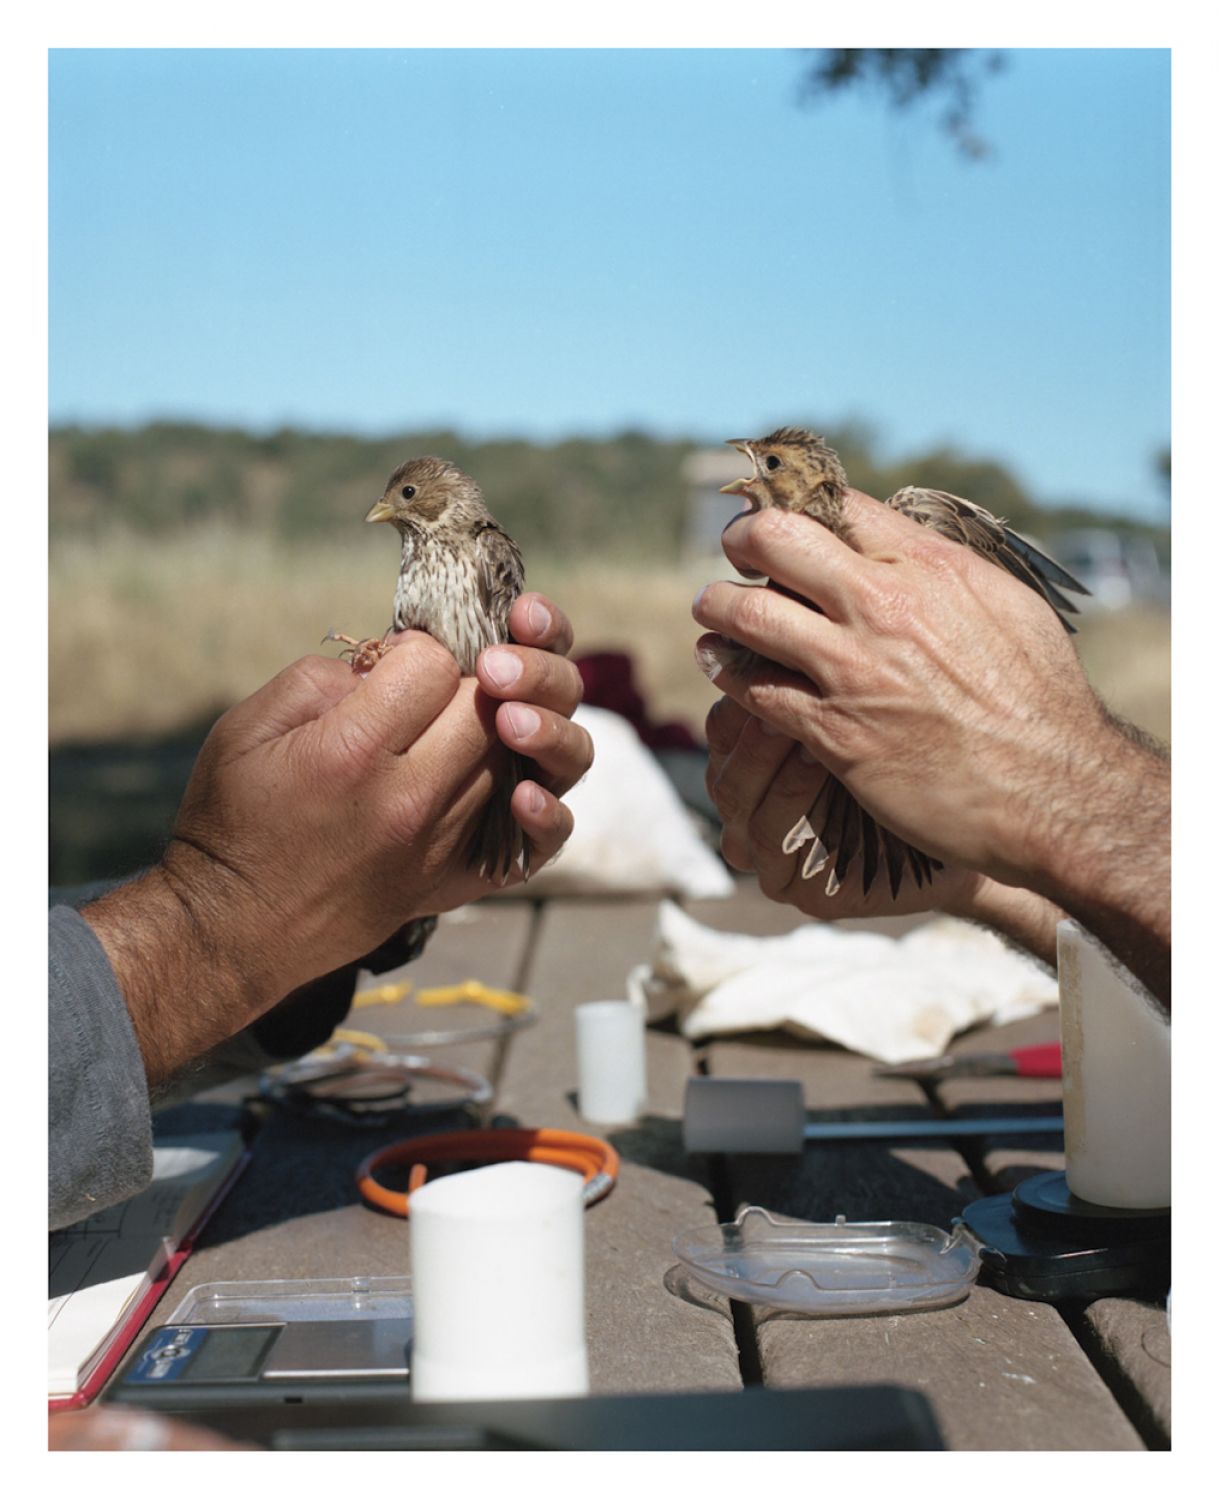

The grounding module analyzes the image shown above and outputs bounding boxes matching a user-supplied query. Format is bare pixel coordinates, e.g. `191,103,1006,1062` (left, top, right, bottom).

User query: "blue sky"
48,47,1170,520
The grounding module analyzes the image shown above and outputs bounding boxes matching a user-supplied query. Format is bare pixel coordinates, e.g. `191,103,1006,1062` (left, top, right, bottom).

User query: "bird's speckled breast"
391,528,501,674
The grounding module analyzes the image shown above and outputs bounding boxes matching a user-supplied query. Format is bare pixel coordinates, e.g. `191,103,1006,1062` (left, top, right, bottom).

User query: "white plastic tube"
409,1161,589,1402
575,999,647,1125
1057,920,1170,1209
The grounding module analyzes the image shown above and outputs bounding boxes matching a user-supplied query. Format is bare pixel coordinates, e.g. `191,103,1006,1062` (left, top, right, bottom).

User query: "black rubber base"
1012,1170,1170,1239
961,1172,1171,1303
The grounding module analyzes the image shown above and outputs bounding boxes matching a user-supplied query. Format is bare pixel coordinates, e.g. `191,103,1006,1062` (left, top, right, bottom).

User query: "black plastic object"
111,1383,942,1450
961,1170,1170,1302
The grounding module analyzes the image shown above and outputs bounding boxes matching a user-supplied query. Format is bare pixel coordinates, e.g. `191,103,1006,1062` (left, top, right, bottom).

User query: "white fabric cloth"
628,901,1058,1065
521,705,734,899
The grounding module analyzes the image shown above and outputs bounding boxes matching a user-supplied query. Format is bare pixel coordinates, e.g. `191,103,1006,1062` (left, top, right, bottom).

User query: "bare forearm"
81,848,278,1087
953,716,1170,1002
1023,726,1170,1006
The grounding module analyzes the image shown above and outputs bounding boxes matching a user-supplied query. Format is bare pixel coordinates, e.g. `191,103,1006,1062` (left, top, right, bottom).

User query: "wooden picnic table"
125,878,1170,1450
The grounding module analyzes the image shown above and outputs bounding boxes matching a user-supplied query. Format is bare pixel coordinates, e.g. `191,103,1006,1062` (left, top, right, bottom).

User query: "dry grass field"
48,529,726,744
50,526,1170,747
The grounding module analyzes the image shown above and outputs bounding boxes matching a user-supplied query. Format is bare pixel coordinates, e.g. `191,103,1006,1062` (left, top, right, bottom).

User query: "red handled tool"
874,1043,1062,1082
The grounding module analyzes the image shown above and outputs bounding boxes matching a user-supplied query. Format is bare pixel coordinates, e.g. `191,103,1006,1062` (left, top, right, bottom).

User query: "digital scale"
103,1274,944,1448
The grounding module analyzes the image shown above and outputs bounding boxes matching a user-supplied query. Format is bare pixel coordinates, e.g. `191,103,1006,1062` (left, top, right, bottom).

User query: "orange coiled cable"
356,1127,620,1217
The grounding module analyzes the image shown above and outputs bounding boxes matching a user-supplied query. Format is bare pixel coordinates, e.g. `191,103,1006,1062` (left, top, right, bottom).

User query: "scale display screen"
187,1326,279,1382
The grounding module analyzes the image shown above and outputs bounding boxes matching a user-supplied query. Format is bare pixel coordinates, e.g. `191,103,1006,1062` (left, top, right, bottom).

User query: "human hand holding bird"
694,427,1097,900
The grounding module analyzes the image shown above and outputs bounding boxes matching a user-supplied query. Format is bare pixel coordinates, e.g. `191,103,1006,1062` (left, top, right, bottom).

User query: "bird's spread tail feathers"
785,774,943,899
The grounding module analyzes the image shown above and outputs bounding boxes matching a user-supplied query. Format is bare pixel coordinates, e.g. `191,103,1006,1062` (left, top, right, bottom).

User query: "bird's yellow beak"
365,499,395,524
721,439,756,495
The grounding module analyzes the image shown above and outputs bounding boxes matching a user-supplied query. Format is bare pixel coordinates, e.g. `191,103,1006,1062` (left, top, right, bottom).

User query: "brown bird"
717,426,1090,900
327,456,528,882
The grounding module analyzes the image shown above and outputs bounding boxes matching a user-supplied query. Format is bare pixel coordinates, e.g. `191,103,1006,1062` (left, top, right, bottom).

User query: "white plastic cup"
575,1000,647,1124
1057,920,1170,1210
409,1161,588,1402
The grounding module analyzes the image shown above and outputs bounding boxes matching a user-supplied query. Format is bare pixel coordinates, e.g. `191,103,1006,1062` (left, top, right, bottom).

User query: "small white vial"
575,999,648,1125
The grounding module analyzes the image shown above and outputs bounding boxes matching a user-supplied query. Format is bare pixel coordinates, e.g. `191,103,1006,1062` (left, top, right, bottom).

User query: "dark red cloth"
574,652,701,752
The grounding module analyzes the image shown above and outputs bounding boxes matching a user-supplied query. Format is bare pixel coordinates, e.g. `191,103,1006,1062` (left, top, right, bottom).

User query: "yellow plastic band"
352,980,413,1009
414,980,531,1016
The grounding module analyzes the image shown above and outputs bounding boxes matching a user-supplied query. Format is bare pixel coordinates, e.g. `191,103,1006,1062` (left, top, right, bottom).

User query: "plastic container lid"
673,1207,980,1316
170,1276,413,1326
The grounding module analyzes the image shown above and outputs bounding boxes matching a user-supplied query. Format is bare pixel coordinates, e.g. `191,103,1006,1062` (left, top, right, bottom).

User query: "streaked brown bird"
717,426,1090,900
327,456,528,882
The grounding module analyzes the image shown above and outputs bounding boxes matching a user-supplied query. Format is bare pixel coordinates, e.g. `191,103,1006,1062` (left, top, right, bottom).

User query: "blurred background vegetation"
48,420,1169,886
50,417,1169,556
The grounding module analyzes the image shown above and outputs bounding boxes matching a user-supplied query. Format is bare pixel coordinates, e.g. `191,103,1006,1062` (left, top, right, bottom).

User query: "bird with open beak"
327,456,528,883
721,427,850,532
712,426,1089,900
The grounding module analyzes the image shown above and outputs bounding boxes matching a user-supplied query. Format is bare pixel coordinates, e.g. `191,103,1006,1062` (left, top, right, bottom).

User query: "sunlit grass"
49,525,1169,746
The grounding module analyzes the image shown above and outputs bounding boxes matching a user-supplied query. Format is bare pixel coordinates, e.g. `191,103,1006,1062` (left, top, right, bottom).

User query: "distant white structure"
681,447,751,563
1049,528,1169,611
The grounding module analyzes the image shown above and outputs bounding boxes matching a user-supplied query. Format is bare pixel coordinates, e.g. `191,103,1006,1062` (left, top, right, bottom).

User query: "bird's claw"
323,629,395,674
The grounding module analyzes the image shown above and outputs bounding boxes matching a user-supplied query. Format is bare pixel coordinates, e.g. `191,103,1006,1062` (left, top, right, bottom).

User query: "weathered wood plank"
498,897,742,1396
1076,1297,1171,1448
705,1033,1143,1449
747,1283,1144,1451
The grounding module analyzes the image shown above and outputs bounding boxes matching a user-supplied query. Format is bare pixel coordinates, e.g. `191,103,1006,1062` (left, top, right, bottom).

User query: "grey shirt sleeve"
48,905,153,1231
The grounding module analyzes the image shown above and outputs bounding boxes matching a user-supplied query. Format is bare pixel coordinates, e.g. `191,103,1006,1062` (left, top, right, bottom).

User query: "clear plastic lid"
673,1207,979,1316
169,1276,413,1326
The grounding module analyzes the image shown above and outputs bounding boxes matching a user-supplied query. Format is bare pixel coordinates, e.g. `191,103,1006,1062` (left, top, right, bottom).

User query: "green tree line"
49,421,1168,560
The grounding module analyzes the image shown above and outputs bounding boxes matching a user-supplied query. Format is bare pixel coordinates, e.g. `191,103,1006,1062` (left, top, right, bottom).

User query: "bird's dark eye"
765,454,782,472
401,485,416,500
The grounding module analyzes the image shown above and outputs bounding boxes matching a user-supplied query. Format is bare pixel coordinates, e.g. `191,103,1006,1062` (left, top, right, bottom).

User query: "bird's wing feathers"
473,522,526,641
886,486,1090,632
